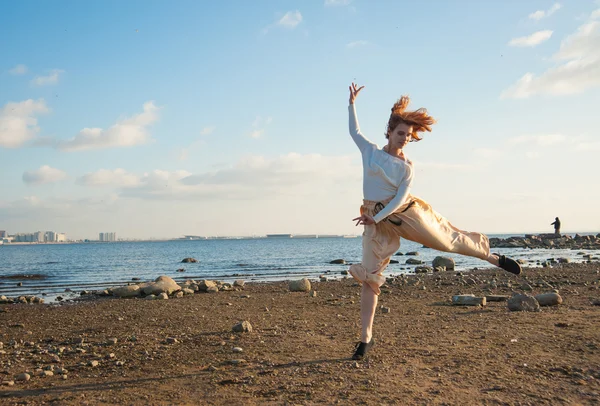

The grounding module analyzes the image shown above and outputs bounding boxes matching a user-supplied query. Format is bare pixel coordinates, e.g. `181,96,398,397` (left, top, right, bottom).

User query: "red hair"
385,95,436,141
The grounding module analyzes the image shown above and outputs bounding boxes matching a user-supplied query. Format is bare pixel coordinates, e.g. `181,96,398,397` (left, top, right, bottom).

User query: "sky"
1,0,599,240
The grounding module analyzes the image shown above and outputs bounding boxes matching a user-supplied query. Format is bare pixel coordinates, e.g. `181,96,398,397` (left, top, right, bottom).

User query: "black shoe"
494,253,522,276
352,338,375,360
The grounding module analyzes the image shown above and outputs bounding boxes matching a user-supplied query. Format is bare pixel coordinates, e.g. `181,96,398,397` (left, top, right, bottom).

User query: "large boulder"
181,258,198,263
289,278,311,292
406,258,423,265
535,292,563,306
198,280,218,292
141,276,181,296
508,293,540,312
432,256,455,270
112,285,141,298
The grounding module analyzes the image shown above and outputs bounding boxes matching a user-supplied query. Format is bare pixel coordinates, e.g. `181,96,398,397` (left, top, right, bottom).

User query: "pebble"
88,360,99,367
61,375,68,380
233,347,243,353
55,368,68,375
381,306,391,314
232,321,253,333
107,338,118,345
39,370,53,377
116,361,125,367
310,291,318,297
229,359,246,365
16,373,30,381
106,353,115,359
2,381,15,386
166,337,179,344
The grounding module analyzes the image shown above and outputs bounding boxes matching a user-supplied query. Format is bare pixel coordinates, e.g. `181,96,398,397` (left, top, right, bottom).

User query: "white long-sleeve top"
348,104,414,224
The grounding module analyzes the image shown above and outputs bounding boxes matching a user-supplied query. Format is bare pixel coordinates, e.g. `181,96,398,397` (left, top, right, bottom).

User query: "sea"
0,234,596,302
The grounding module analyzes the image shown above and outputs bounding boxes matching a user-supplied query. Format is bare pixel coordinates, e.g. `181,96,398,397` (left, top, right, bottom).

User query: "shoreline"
1,262,599,404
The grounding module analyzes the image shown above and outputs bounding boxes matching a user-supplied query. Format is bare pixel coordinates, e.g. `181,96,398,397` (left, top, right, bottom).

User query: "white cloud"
42,101,159,151
250,116,272,139
575,141,600,151
592,8,600,19
31,69,64,86
250,129,264,139
200,126,215,136
9,64,28,75
325,0,351,6
277,11,302,29
508,134,566,146
529,3,561,20
501,16,600,98
346,40,368,48
22,165,67,185
473,148,502,159
509,30,553,47
77,168,141,187
107,153,359,201
0,99,49,148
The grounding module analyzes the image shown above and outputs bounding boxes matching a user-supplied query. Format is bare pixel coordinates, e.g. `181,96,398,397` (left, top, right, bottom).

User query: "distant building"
99,232,117,242
56,233,66,242
0,230,7,238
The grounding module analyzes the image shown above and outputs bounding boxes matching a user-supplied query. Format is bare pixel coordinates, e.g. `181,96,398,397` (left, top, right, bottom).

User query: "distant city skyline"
2,1,600,240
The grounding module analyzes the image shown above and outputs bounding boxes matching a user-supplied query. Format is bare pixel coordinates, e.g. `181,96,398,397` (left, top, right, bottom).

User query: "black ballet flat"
352,338,375,360
494,253,522,276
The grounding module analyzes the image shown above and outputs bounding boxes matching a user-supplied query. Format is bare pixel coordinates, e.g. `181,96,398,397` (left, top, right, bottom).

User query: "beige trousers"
349,196,491,295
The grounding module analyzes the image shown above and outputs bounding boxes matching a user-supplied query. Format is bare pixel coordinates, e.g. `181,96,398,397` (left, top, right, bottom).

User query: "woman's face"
388,122,413,149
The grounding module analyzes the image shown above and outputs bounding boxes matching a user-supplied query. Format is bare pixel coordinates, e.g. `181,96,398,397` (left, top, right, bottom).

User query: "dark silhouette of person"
551,217,561,236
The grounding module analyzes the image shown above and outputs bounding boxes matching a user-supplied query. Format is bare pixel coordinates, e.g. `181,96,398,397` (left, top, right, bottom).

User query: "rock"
406,258,424,265
233,280,245,287
229,359,246,365
389,259,399,264
406,251,419,256
55,368,68,375
2,381,14,386
310,290,318,297
39,370,53,377
157,292,169,300
508,294,540,312
329,259,346,264
233,347,243,353
432,256,455,270
166,337,179,344
182,288,195,295
320,276,327,282
289,278,311,292
176,268,186,272
88,360,99,367
415,266,433,274
116,361,125,367
520,283,533,291
112,285,141,298
206,286,219,293
452,295,486,306
535,292,563,306
433,266,446,272
395,252,404,256
232,321,253,333
341,270,349,275
198,280,217,292
16,373,30,381
381,306,391,313
107,338,118,345
173,291,184,298
557,258,571,264
144,294,156,300
181,258,198,263
141,276,181,296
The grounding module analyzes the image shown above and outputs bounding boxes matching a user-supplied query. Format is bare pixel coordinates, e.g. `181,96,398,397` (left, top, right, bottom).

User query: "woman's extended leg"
389,196,521,275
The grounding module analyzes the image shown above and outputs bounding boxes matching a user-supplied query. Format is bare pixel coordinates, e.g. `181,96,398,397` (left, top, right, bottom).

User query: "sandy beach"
1,263,600,405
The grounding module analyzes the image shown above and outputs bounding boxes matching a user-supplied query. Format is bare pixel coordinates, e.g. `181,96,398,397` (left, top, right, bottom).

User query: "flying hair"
385,95,436,141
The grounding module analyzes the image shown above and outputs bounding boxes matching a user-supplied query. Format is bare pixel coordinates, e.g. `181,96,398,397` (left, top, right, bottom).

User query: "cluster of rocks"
0,295,44,305
451,292,563,311
490,233,600,250
108,276,246,299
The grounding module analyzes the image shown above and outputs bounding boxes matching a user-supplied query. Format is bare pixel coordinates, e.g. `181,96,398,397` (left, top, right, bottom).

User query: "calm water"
0,235,596,301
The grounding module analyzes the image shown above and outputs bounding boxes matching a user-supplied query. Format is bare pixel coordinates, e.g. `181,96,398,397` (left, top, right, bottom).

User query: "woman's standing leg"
353,221,401,343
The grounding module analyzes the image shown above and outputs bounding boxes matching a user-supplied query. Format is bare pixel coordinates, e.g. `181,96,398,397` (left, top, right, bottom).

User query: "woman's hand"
349,82,364,105
353,214,375,226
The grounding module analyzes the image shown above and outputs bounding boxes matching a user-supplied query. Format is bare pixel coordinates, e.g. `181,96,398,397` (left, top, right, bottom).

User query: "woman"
347,83,521,360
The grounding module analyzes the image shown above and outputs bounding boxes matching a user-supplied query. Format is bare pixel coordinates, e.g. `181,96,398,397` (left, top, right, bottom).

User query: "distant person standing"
551,217,561,236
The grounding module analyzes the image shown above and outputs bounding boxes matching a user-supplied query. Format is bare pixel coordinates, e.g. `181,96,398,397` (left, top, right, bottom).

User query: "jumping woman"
347,83,522,360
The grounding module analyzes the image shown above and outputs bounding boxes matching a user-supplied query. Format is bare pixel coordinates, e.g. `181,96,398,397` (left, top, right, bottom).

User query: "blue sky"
1,0,599,239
